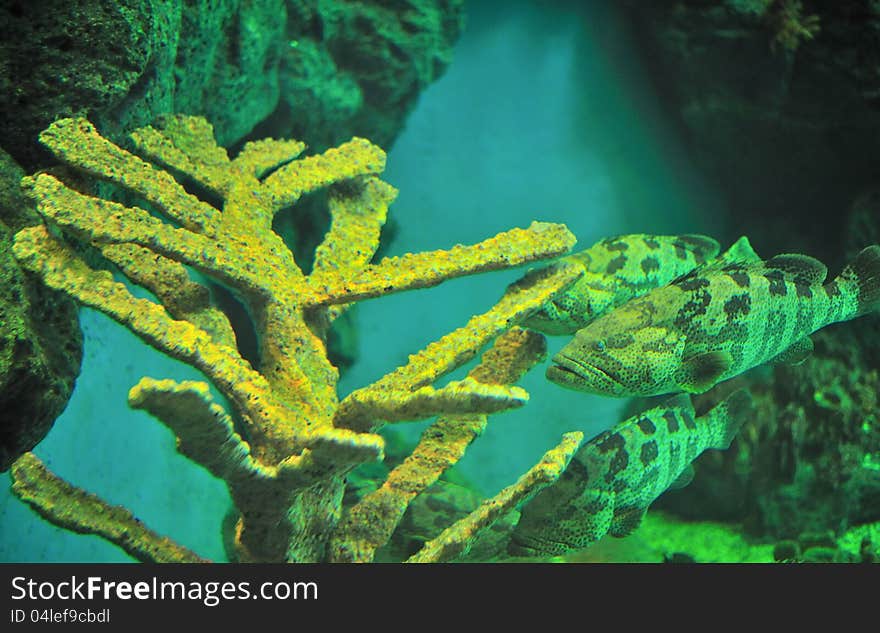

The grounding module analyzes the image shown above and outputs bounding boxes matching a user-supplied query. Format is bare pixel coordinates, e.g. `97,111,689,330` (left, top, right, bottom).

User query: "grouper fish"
508,390,752,557
523,233,722,335
547,244,880,397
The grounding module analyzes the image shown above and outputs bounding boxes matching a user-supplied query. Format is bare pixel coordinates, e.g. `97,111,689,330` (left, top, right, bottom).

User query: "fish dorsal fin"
660,392,694,415
701,389,753,449
675,234,722,262
716,236,761,266
680,236,761,279
763,253,828,285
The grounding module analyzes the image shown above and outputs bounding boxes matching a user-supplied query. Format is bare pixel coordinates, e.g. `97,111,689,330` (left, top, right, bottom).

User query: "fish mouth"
546,354,623,394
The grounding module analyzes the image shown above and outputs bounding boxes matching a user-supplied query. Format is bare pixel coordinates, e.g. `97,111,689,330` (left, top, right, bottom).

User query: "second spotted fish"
524,233,721,335
508,390,752,557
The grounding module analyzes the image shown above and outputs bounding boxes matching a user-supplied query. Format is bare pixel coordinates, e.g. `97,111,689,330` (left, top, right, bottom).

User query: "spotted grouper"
547,245,880,397
508,390,752,557
523,233,722,335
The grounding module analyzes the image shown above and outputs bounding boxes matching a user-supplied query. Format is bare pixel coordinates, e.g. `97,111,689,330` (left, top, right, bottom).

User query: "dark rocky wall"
624,0,880,268
0,149,82,471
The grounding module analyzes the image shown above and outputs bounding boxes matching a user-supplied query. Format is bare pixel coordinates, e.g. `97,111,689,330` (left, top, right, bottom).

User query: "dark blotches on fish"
663,410,679,432
605,448,629,483
673,275,710,292
674,289,712,329
727,270,750,288
644,237,660,250
723,293,752,319
796,284,813,298
604,239,629,252
640,440,659,466
641,256,661,274
595,431,625,454
607,333,635,349
605,254,627,274
636,417,656,435
682,410,697,430
766,271,787,296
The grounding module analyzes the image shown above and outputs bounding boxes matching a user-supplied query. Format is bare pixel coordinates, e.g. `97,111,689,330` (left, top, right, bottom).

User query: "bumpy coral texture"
10,115,583,562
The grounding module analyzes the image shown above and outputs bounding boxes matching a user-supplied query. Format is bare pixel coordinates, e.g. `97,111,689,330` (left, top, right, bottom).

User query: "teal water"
0,0,725,561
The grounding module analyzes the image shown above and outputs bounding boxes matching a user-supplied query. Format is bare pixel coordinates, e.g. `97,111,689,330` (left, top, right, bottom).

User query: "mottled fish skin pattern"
524,234,721,335
508,390,752,557
548,245,880,397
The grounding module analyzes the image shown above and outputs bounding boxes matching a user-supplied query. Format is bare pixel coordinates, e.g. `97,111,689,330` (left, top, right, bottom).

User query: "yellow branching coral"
11,115,581,562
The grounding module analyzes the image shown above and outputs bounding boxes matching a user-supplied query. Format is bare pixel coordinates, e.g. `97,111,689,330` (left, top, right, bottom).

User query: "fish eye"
593,340,606,353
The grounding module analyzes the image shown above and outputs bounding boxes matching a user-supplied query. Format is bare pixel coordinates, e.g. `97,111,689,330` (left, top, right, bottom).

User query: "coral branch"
130,117,232,196
15,115,580,562
38,117,218,232
99,243,237,348
306,222,577,306
334,377,528,431
261,138,387,211
11,453,207,563
311,177,395,282
232,138,307,179
328,327,547,562
405,431,584,563
128,378,276,489
337,262,581,412
13,226,309,458
23,174,270,298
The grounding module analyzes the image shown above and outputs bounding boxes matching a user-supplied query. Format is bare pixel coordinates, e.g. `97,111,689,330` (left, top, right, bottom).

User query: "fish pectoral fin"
676,351,733,393
609,506,647,538
669,465,695,490
772,336,814,365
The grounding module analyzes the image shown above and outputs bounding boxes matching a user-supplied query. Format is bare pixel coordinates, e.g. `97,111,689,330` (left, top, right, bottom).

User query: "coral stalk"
11,115,579,562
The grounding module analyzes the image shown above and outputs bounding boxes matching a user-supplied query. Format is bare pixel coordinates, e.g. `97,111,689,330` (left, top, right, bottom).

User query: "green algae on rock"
0,0,464,170
0,148,82,472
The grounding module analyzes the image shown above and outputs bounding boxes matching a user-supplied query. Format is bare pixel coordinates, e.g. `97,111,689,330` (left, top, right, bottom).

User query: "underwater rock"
625,0,880,264
0,0,463,169
846,188,880,262
0,0,282,165
0,149,82,471
281,0,464,150
0,0,156,168
772,528,877,563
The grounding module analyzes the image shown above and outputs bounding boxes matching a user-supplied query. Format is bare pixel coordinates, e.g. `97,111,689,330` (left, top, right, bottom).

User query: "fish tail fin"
704,389,753,450
833,245,880,317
